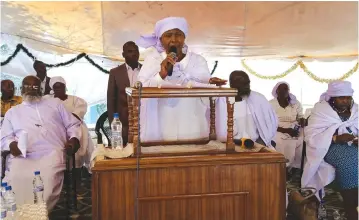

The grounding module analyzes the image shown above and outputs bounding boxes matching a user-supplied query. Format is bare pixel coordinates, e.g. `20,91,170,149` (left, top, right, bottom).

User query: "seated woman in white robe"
269,82,304,169
302,81,358,220
136,17,226,142
46,77,94,172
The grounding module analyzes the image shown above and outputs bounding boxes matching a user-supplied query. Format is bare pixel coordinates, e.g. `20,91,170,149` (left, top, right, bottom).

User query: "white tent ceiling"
1,1,358,60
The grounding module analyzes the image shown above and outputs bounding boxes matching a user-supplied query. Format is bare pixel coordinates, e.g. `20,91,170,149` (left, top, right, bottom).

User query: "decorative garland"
1,43,219,75
241,59,358,83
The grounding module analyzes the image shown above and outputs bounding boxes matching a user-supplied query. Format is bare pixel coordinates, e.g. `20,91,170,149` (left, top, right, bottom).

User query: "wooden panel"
139,192,248,220
126,87,238,98
92,153,286,220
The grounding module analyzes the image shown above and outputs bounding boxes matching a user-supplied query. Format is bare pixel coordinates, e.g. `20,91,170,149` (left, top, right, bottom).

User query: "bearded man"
1,75,82,211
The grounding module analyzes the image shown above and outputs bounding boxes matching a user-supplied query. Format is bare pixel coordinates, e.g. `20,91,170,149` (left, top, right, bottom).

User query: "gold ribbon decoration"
241,59,358,83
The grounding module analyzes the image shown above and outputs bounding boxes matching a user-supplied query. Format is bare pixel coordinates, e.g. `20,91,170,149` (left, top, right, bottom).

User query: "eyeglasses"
21,85,41,90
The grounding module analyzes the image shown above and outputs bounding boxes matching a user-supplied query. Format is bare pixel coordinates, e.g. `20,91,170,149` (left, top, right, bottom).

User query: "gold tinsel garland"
241,59,358,83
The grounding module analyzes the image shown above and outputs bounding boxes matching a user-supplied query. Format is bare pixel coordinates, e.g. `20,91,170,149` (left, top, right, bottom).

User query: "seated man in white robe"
216,71,278,147
136,17,226,141
45,76,94,173
1,76,81,211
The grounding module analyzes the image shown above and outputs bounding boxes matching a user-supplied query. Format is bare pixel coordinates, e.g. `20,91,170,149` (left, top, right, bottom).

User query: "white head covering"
272,81,297,105
49,76,66,90
320,80,354,102
136,17,189,53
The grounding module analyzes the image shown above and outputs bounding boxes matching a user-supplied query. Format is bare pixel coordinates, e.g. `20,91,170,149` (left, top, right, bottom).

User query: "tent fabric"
1,1,357,60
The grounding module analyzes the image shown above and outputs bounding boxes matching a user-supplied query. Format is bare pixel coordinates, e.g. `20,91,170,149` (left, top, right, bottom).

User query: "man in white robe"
216,71,278,147
136,17,226,141
46,76,94,172
1,76,81,211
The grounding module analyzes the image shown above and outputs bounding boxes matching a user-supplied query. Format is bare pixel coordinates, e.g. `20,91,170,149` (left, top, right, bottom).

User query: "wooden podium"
92,87,286,220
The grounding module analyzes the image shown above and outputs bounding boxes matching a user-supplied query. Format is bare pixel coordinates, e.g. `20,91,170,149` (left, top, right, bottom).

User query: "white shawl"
301,101,358,199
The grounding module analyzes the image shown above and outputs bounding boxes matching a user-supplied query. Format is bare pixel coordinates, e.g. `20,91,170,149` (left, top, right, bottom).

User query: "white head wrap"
136,17,189,53
319,80,354,102
49,76,66,90
271,81,297,105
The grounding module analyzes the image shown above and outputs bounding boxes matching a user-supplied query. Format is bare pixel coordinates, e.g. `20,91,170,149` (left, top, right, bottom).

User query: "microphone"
234,138,255,149
167,46,177,76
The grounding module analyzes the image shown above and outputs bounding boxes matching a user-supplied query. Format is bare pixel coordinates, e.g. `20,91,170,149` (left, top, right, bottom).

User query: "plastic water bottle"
0,193,6,220
33,171,44,204
4,186,16,219
0,182,7,196
111,113,123,150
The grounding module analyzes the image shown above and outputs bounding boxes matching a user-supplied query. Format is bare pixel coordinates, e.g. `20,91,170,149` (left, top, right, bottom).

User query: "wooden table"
92,151,286,220
92,86,286,220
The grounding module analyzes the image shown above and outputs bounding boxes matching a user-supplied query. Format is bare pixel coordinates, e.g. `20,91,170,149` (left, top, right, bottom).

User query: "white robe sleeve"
296,101,304,119
72,97,88,120
0,110,16,151
58,102,82,141
137,54,163,87
185,54,211,83
138,52,212,87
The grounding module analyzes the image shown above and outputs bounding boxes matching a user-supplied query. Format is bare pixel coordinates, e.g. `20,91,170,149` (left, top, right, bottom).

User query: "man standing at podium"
136,17,226,141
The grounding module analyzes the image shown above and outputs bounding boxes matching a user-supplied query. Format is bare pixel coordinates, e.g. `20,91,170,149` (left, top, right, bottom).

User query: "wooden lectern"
92,87,286,220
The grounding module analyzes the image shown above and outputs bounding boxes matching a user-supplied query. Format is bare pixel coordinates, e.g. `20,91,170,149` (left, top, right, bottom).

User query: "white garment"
215,91,278,147
137,50,211,141
233,99,259,140
61,95,94,170
40,76,47,94
126,63,141,87
270,99,304,168
1,97,82,211
301,101,358,200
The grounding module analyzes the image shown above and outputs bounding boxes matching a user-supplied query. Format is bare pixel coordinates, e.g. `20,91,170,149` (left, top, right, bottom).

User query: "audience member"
1,79,22,117
270,82,304,169
33,60,51,95
216,71,278,147
302,80,358,220
107,41,141,145
46,76,94,173
1,75,81,211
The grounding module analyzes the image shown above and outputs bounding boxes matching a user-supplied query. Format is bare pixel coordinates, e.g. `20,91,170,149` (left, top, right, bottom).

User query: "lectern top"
125,87,238,98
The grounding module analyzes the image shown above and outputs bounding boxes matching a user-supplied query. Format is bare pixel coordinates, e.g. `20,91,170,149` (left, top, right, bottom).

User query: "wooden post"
226,97,235,152
127,96,133,143
209,97,217,140
132,97,141,155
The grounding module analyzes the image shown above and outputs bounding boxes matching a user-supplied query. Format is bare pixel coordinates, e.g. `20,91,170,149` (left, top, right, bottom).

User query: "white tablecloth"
91,141,274,167
13,202,48,220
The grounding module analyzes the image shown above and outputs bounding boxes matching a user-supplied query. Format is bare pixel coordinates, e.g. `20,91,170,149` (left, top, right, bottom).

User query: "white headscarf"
319,80,354,102
271,81,297,105
136,17,189,53
49,76,66,95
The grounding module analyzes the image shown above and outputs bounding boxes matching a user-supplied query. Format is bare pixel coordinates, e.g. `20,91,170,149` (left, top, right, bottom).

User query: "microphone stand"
134,81,142,220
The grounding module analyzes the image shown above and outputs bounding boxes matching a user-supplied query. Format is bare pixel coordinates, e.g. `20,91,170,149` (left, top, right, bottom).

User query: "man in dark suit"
33,60,51,95
107,41,141,145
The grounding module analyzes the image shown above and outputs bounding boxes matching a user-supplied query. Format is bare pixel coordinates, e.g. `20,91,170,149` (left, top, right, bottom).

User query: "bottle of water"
111,113,123,150
4,186,16,219
0,193,6,220
0,182,7,196
33,171,44,204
